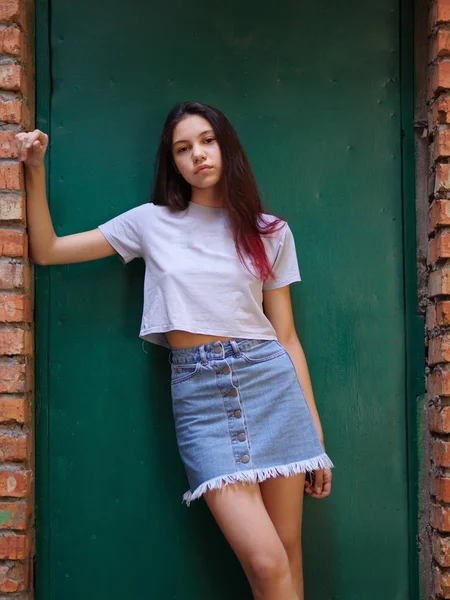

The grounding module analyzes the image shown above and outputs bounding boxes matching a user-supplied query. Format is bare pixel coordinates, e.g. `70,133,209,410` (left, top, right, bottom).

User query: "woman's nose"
192,146,206,162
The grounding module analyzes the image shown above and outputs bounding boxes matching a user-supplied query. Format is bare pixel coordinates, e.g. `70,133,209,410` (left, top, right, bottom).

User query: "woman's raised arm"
15,130,116,266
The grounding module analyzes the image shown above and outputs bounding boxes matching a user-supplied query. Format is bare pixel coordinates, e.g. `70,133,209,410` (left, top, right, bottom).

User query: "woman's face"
172,115,223,189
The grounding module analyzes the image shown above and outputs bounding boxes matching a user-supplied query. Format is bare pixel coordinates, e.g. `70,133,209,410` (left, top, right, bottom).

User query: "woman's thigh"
259,474,306,553
203,481,290,574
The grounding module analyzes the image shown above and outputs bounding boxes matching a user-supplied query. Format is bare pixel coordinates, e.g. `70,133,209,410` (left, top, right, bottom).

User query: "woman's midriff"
165,330,233,349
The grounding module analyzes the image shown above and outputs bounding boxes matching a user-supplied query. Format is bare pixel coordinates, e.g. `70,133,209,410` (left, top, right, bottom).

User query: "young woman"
16,101,333,600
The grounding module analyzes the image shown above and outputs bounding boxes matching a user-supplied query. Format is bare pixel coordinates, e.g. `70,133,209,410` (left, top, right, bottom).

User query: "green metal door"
35,0,417,598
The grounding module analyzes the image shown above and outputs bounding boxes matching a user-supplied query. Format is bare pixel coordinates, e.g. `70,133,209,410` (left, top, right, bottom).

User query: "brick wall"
0,0,34,597
428,1,450,597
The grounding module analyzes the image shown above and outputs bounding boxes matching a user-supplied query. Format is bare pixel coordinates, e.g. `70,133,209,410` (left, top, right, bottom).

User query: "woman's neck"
191,185,225,208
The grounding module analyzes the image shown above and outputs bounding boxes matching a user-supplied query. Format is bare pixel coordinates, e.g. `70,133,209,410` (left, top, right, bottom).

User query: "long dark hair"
151,101,284,283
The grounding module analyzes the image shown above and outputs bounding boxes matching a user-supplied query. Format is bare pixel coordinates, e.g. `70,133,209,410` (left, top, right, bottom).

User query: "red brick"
430,200,450,232
0,261,29,291
0,100,30,131
0,133,18,160
0,163,23,191
428,304,438,331
429,334,450,364
437,301,450,325
432,475,450,502
0,1,24,28
431,0,450,32
0,27,21,57
0,470,30,497
0,534,29,560
430,232,450,263
429,267,450,296
0,295,31,323
0,99,22,125
436,129,450,160
433,438,450,466
0,329,32,355
0,397,27,424
0,501,27,530
432,30,450,62
0,436,29,461
429,369,450,396
432,503,450,531
434,563,450,597
433,530,450,566
430,406,450,432
0,364,30,394
430,97,450,130
430,61,450,95
436,163,450,193
0,561,28,592
436,0,450,23
0,64,21,92
0,195,25,222
22,263,30,293
0,231,27,259
430,239,439,266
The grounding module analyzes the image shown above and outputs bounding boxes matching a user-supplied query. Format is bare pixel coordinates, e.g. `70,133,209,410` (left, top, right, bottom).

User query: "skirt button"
241,454,250,464
229,389,238,397
222,366,230,375
237,432,246,442
234,409,242,418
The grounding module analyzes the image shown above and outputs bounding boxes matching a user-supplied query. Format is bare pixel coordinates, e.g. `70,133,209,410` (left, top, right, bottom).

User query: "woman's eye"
178,146,188,153
205,137,215,144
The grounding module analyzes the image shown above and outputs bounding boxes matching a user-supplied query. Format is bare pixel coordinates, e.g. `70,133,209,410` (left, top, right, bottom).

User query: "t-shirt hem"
139,325,278,348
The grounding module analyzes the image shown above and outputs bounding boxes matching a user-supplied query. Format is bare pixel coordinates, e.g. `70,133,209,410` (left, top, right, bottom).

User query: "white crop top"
98,201,301,348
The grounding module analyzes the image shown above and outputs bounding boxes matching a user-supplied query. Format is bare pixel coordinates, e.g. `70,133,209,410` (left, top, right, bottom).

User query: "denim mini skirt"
169,338,334,506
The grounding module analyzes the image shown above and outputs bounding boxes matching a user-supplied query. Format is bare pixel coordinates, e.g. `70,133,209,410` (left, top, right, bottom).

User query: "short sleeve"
98,204,147,264
263,223,301,290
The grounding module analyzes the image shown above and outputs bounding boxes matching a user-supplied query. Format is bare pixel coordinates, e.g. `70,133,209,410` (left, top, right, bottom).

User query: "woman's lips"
195,165,213,174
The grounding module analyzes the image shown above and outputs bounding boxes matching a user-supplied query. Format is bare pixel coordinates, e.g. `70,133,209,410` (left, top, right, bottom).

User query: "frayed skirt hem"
182,452,334,506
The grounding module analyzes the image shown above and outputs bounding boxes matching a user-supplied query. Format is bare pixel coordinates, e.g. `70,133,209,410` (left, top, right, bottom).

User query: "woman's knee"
247,549,291,584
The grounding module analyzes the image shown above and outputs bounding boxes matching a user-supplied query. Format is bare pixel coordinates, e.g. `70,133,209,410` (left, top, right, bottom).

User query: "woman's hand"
15,129,49,168
304,468,332,499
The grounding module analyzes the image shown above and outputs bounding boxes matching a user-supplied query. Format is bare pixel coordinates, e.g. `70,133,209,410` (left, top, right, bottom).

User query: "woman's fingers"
321,469,332,496
14,129,48,164
15,132,29,160
313,469,323,494
23,132,37,150
15,130,47,147
304,468,332,499
27,130,46,147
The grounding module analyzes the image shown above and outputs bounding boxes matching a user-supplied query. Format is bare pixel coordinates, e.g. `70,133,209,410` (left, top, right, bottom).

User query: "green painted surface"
35,1,51,599
36,0,416,598
400,0,421,594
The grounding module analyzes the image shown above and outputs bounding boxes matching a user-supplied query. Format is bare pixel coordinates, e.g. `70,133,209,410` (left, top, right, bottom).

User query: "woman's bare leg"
259,474,306,600
204,481,299,600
